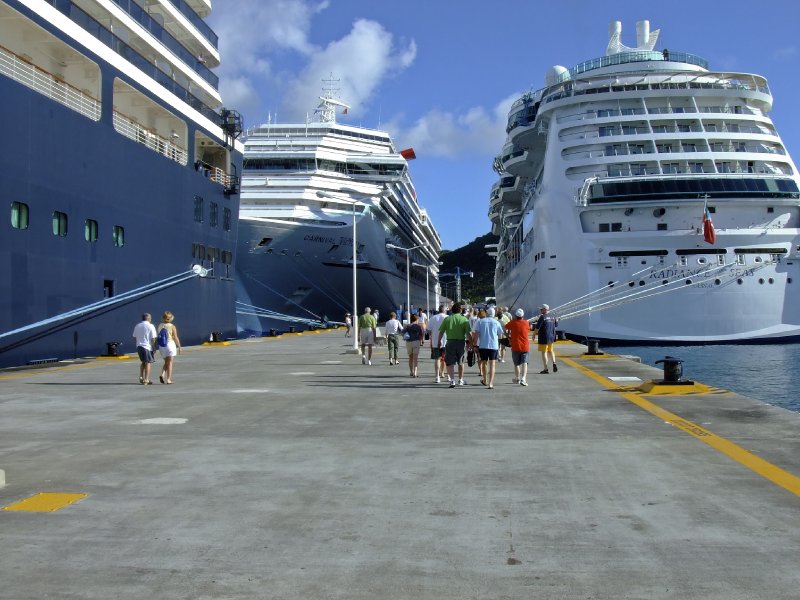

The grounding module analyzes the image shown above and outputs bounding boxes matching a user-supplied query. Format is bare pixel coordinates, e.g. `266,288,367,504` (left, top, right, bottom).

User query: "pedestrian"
384,311,402,365
132,312,158,385
437,301,472,388
358,306,378,365
427,304,448,383
155,311,182,384
498,306,512,363
505,308,532,385
344,312,352,337
402,314,425,377
533,304,559,374
472,307,505,389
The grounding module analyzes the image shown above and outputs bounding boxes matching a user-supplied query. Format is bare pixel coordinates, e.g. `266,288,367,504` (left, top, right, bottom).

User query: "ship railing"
0,43,101,121
113,110,188,165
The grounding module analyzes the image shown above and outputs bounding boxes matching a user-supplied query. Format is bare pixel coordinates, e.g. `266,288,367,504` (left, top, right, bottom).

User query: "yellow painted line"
3,492,88,512
561,355,800,498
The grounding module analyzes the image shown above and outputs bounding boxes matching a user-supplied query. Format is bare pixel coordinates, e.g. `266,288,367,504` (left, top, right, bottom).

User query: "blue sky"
210,0,800,250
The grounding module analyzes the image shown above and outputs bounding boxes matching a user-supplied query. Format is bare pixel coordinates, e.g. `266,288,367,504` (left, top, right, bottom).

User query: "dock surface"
2,332,800,599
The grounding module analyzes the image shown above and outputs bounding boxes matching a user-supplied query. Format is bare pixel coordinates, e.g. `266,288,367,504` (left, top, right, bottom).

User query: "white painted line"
608,376,642,382
289,372,315,376
135,418,188,425
321,361,343,364
230,389,271,393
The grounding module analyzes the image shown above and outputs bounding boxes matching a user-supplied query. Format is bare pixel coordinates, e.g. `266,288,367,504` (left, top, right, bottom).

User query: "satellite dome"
545,65,569,87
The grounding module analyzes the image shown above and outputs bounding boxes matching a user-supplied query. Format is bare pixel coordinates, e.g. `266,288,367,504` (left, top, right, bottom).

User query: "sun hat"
515,308,524,317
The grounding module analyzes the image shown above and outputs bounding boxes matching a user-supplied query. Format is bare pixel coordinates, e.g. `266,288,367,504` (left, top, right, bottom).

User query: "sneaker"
458,379,465,386
449,381,456,389
520,379,528,386
553,363,558,373
362,356,366,365
436,376,441,383
539,369,549,374
368,360,372,366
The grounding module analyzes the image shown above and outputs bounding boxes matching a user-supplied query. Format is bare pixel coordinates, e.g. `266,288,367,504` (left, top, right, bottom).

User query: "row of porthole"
618,277,788,287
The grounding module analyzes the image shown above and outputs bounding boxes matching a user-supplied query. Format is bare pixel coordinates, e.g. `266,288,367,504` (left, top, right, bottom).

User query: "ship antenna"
314,73,350,124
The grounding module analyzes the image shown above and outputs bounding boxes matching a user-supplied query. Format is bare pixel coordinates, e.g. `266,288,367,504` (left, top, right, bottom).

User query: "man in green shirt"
437,302,472,388
358,306,378,365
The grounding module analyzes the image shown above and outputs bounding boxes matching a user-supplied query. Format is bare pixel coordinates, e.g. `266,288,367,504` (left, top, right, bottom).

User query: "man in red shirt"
504,308,532,386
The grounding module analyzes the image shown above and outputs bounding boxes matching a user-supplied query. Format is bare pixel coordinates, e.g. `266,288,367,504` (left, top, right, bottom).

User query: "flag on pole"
702,197,716,245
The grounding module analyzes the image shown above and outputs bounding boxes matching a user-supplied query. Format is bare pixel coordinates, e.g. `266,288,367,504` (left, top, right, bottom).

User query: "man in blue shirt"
533,304,558,374
471,306,505,389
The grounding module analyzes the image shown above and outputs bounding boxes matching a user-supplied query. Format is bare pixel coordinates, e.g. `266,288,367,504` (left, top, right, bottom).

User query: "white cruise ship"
236,81,442,334
490,20,800,343
0,0,242,367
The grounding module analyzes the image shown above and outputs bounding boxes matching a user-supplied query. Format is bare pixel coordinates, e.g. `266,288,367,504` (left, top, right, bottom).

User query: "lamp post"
316,190,384,352
411,261,432,316
387,243,424,324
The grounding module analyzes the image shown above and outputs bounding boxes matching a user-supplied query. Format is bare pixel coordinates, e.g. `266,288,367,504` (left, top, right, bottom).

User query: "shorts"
137,346,156,364
359,328,375,345
511,350,529,366
406,340,421,356
430,347,444,360
444,340,466,367
538,343,554,353
478,348,499,361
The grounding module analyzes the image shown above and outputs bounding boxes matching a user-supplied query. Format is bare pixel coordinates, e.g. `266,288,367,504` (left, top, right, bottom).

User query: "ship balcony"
500,149,529,174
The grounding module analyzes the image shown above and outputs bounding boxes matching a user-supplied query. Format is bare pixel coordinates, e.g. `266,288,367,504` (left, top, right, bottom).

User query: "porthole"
685,279,692,285
653,207,666,217
714,279,721,285
737,278,744,284
628,282,635,287
697,257,707,265
662,280,668,285
768,278,774,284
639,280,645,286
607,281,615,287
758,278,765,284
755,256,763,263
788,277,793,284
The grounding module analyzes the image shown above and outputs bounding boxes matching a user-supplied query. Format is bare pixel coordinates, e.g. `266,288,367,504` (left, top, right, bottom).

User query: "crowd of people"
347,302,560,388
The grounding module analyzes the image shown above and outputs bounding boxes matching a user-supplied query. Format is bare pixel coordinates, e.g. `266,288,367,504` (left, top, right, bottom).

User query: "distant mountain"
439,232,499,304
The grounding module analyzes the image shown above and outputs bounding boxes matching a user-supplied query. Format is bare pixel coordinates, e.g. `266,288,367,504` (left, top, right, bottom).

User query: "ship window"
223,207,232,231
194,195,204,223
736,254,746,265
210,202,218,227
611,222,622,232
52,211,68,237
85,219,99,242
657,223,668,231
113,225,125,247
11,201,29,229
679,256,688,266
103,280,114,298
599,223,610,232
718,255,725,266
193,243,206,260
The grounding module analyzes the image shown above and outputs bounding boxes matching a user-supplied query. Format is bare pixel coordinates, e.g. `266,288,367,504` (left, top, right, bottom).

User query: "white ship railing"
113,111,188,165
0,43,100,121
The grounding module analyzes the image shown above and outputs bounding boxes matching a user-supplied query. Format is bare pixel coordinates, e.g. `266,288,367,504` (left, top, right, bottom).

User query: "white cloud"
392,92,520,158
773,46,798,61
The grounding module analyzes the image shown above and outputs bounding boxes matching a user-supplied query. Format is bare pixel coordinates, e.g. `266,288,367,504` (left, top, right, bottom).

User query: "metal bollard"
586,339,603,355
655,356,683,383
288,326,296,333
556,330,566,341
211,331,222,342
268,328,277,337
105,342,121,357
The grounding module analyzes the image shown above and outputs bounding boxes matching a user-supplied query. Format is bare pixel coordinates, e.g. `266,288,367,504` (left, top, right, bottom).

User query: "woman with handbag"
402,314,425,377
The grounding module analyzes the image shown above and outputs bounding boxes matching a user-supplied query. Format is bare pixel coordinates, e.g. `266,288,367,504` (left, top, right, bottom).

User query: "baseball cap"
487,307,496,317
515,308,524,317
539,304,549,310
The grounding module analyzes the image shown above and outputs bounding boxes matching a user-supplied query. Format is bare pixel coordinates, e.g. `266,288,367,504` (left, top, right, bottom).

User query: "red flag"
703,200,716,245
400,148,416,160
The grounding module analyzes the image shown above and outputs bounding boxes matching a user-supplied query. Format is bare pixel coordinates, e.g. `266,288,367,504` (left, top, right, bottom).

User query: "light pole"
387,243,424,324
411,261,432,316
316,190,384,352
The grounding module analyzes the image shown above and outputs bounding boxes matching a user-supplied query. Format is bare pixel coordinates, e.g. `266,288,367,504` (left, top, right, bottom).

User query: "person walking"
156,311,182,384
384,311,402,365
472,306,505,389
533,304,559,374
358,306,378,365
505,308,532,385
498,307,512,363
402,314,425,377
427,304,448,383
132,313,158,385
344,312,352,337
437,301,472,388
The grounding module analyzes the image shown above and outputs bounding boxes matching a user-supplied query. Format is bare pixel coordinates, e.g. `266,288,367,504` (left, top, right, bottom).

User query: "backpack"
158,326,169,348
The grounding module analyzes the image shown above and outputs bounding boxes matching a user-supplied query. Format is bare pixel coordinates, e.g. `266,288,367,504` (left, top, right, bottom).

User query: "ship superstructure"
0,0,242,366
490,20,800,342
236,80,442,333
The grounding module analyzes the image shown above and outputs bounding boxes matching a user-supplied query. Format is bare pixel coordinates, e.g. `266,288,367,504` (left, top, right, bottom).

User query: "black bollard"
556,330,566,341
288,326,296,333
585,339,603,355
211,331,222,342
269,328,277,337
655,356,686,383
105,342,121,357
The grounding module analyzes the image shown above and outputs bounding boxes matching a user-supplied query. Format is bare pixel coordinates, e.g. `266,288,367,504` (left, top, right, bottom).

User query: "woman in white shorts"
156,311,182,384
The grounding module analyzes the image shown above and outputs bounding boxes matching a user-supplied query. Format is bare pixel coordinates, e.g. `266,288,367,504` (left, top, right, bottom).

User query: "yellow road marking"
561,355,800,498
3,492,88,512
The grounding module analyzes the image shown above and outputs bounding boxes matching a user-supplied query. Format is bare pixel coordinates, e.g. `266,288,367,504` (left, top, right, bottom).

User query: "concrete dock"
1,331,800,599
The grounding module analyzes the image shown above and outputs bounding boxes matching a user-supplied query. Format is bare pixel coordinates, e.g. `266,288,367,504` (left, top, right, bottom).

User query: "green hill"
439,232,498,304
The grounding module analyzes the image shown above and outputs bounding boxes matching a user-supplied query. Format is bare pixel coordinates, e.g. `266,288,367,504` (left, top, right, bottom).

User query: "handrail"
113,110,188,164
0,43,101,121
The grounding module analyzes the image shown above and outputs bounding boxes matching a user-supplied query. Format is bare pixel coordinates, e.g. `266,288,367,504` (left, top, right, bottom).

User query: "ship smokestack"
636,20,651,49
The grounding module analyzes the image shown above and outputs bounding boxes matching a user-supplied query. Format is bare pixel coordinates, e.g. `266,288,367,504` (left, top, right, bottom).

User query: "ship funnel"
636,20,650,49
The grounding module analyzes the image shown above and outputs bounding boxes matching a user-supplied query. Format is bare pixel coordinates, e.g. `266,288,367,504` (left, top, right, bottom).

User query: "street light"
316,189,386,352
411,261,434,316
387,242,424,324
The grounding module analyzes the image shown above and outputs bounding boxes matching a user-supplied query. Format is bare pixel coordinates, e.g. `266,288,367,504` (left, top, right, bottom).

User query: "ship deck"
2,332,799,598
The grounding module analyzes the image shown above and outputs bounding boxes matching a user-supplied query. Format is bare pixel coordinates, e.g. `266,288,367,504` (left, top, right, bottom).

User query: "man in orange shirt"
504,308,532,386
